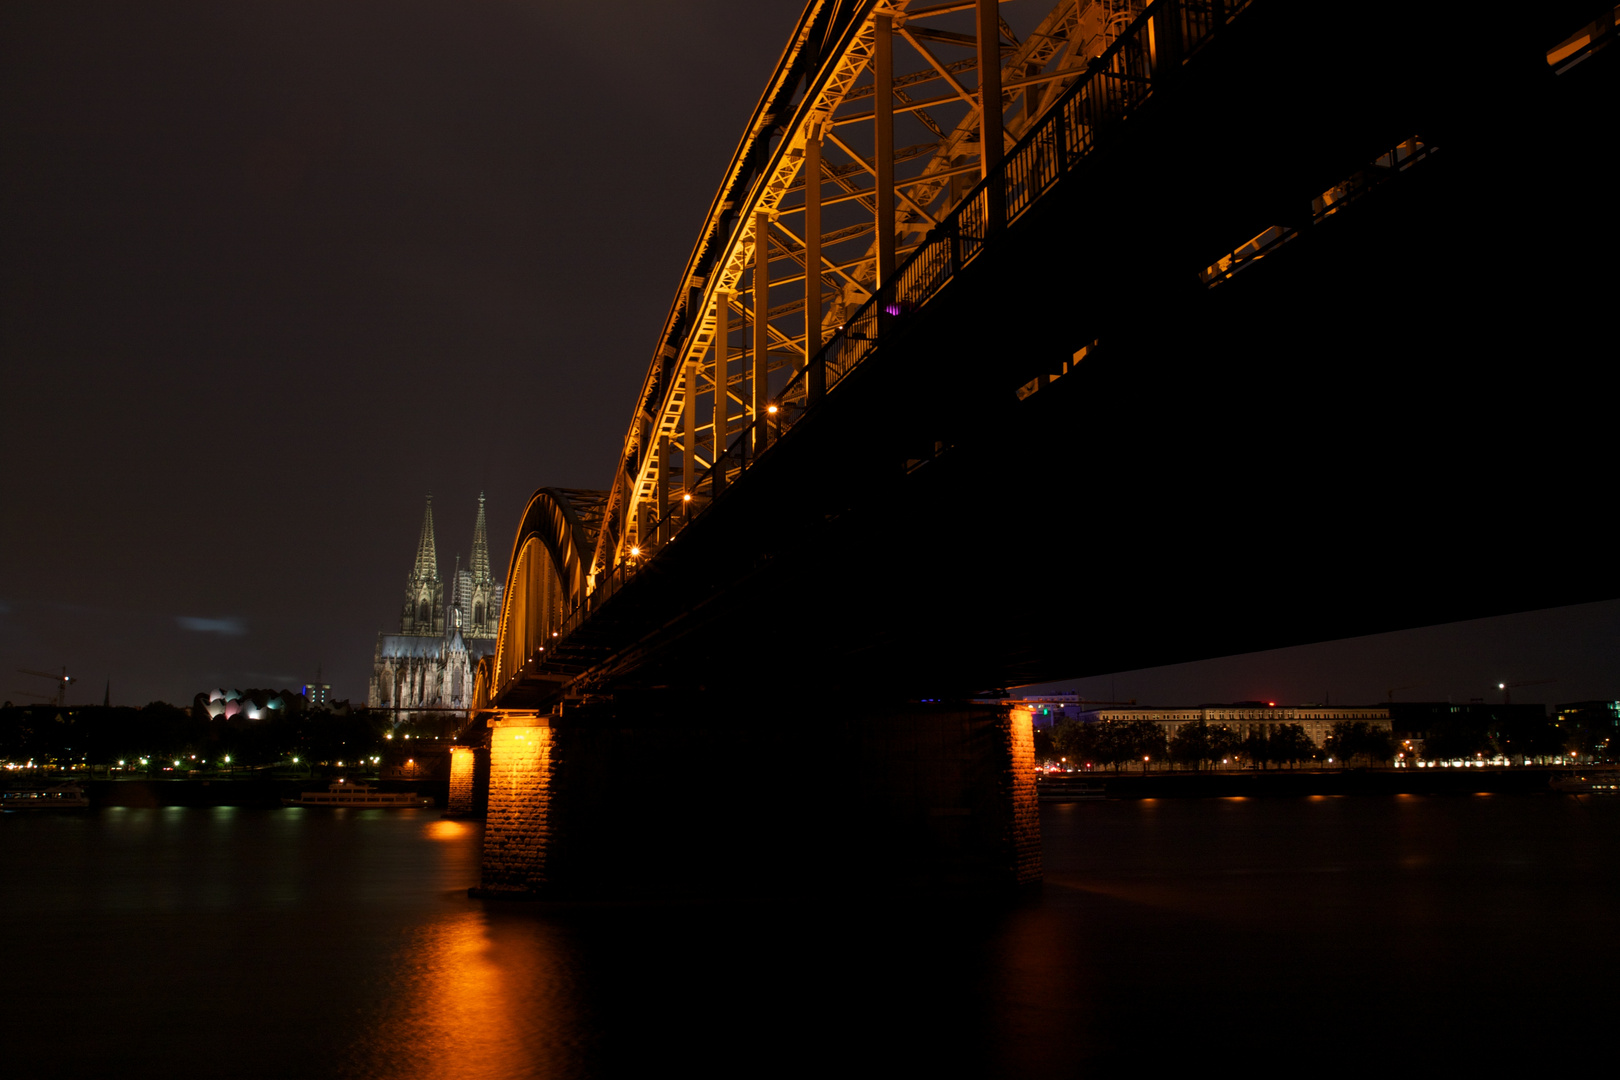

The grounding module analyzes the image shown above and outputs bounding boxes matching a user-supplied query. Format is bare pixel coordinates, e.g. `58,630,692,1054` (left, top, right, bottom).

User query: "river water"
3,795,1618,1077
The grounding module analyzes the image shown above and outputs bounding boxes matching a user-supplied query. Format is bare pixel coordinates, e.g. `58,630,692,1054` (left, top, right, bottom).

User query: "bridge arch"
489,487,607,705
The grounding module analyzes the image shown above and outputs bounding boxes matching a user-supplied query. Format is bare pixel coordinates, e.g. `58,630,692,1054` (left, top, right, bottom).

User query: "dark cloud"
176,617,248,636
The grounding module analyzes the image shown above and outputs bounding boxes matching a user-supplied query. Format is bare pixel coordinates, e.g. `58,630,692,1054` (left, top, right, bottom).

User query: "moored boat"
282,781,432,808
1,784,90,810
1037,777,1108,801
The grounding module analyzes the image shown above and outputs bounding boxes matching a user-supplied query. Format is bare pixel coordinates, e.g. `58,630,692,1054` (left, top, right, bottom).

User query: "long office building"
1074,705,1391,747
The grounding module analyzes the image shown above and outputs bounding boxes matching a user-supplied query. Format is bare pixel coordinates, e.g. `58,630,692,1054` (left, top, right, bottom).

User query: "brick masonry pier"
447,746,477,814
473,714,554,897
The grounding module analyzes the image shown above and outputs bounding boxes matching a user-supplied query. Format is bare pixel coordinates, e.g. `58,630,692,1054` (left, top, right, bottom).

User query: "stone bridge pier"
470,696,1040,899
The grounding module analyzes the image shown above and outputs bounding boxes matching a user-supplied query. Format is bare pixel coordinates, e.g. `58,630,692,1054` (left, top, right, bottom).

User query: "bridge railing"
596,0,1250,604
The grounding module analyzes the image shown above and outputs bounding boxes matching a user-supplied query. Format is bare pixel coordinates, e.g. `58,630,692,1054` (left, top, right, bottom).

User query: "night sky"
2,2,1615,709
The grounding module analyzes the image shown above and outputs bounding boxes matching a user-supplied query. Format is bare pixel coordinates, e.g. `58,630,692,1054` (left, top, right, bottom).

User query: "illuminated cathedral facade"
368,494,504,722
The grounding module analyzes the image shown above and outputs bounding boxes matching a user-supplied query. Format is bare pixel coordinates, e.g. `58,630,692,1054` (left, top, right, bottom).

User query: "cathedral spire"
466,492,502,638
401,495,445,636
470,491,492,583
414,495,440,582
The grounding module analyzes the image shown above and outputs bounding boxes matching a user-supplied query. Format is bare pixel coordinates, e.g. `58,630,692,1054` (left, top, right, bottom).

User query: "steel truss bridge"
477,0,1619,714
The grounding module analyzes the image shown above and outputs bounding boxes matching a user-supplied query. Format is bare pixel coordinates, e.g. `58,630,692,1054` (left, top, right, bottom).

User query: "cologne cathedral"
368,494,504,722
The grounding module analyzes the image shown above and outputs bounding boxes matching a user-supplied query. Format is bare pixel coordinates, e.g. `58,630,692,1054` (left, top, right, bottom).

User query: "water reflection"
3,797,1619,1077
426,819,468,842
347,910,580,1080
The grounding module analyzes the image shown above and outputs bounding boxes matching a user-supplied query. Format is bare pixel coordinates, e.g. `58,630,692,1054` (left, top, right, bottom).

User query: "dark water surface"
4,795,1618,1078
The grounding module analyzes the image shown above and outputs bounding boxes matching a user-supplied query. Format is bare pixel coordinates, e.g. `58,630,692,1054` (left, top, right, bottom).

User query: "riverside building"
1074,703,1391,747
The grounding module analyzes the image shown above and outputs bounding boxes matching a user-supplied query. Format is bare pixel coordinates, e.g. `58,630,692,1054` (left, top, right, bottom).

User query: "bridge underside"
518,3,1615,705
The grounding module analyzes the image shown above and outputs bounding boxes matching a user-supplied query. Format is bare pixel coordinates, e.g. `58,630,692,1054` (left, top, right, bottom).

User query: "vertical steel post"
657,431,670,546
682,359,696,495
616,474,631,563
713,291,730,495
805,122,825,404
1054,95,1069,172
1154,0,1184,74
875,13,896,289
753,211,770,454
976,0,1005,230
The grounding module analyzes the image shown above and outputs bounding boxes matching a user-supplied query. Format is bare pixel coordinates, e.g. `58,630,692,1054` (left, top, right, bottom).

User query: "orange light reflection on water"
350,908,579,1080
427,819,467,841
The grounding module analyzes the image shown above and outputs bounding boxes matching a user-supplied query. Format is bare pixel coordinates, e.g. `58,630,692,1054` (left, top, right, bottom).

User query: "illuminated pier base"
447,746,477,815
470,697,1039,898
474,713,554,897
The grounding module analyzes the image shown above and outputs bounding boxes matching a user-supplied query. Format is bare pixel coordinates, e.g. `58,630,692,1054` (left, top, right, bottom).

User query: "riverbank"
1040,766,1605,799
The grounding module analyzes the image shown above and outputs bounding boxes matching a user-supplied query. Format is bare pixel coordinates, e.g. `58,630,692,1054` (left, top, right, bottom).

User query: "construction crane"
17,667,75,709
1498,679,1553,705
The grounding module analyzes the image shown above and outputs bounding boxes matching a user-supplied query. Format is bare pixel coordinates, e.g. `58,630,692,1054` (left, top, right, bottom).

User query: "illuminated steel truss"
588,0,1149,589
484,0,1256,707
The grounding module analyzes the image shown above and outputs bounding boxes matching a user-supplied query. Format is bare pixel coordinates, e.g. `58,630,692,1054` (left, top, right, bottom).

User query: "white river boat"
283,782,431,808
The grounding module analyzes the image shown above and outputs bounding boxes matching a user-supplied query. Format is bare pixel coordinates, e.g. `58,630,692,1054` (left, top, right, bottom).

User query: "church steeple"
400,495,445,636
466,491,503,638
470,492,492,584
414,495,439,581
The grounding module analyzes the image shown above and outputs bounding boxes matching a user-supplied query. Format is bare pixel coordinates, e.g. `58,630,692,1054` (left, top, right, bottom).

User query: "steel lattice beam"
588,0,1145,587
